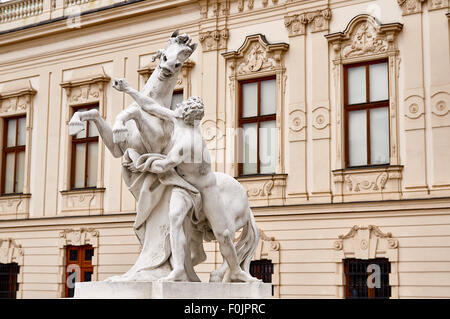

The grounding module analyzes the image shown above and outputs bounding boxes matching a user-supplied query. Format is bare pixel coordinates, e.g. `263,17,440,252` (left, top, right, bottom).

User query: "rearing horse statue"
68,30,260,283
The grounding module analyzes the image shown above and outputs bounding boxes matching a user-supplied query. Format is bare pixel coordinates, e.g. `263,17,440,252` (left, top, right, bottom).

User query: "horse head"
152,30,198,81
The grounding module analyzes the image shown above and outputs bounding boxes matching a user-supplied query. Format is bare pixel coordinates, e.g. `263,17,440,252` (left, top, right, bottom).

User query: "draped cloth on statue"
111,149,205,282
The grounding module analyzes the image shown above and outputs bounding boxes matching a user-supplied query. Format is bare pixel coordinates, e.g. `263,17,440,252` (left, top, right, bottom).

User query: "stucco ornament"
68,31,260,284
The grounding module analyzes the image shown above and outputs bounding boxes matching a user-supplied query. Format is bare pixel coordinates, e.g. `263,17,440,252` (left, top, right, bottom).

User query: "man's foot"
158,269,189,282
229,270,261,283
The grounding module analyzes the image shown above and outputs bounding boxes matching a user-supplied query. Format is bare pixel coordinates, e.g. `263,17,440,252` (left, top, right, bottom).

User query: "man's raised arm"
112,78,176,122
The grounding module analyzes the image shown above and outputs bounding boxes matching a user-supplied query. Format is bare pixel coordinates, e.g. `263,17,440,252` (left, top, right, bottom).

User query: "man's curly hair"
179,96,204,125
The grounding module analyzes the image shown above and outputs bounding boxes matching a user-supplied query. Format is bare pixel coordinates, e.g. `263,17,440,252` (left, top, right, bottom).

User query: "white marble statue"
68,30,260,283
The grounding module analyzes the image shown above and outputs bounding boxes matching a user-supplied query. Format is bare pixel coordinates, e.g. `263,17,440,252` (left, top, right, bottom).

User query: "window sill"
236,174,287,207
59,188,105,216
0,193,31,220
333,165,403,200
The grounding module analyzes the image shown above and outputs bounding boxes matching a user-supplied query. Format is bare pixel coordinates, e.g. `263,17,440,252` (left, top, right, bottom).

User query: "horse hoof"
68,120,84,136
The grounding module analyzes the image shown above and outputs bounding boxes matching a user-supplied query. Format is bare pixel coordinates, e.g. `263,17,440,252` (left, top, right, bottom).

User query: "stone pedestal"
74,281,272,299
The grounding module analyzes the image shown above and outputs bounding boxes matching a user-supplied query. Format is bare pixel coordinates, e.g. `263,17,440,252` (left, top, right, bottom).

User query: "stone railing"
0,0,44,23
0,0,130,32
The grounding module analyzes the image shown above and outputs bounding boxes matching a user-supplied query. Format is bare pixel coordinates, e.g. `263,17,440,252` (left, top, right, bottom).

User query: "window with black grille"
250,259,274,295
0,263,19,299
344,258,391,299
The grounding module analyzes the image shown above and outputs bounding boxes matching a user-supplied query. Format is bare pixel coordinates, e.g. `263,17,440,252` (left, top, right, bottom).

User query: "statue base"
74,281,272,299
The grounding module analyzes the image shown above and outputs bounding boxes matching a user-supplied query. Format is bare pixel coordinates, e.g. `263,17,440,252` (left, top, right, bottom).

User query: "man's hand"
151,160,167,174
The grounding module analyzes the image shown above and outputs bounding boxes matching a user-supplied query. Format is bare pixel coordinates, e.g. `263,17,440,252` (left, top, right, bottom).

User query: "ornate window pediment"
325,15,402,61
222,34,288,77
60,65,110,110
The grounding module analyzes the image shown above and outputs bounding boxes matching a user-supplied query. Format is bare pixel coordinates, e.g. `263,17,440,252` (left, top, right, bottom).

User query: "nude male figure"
112,78,258,282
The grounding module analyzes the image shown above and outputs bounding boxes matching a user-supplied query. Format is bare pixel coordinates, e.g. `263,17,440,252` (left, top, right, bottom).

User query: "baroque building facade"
0,0,449,298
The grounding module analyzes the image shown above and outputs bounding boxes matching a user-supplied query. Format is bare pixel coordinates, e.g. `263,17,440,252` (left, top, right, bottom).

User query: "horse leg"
69,109,123,158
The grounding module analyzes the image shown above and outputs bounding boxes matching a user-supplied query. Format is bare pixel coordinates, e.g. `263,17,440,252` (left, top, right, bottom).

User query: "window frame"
238,75,277,176
70,104,99,190
1,115,26,195
343,59,390,168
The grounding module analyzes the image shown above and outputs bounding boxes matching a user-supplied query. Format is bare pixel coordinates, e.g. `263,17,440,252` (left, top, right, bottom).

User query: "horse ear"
171,29,180,38
189,43,198,52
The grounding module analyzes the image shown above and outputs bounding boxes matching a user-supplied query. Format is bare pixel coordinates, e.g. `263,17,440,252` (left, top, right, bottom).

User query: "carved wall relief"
333,225,399,298
333,166,403,200
237,174,287,207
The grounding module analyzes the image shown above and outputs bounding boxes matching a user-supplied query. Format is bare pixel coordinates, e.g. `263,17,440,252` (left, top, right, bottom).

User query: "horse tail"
235,207,259,273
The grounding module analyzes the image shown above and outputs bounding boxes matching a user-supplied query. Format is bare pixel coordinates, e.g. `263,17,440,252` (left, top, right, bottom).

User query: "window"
250,259,274,295
171,90,184,110
239,77,277,175
2,116,26,195
71,105,99,189
344,258,391,299
0,263,19,299
65,245,94,298
344,60,390,167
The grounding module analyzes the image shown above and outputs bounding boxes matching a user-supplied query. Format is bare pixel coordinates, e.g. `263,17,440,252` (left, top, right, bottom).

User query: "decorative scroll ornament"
334,225,399,251
285,8,331,36
344,172,388,192
247,180,274,198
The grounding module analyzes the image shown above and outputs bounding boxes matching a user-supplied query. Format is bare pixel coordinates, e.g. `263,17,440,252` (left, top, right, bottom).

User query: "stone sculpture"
68,30,260,283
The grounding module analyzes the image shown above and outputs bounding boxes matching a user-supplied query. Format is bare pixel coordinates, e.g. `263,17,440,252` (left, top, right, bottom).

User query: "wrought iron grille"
344,258,391,299
0,263,19,299
250,259,274,295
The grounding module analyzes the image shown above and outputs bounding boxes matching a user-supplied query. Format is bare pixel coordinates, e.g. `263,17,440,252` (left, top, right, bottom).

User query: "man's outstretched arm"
112,78,176,122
